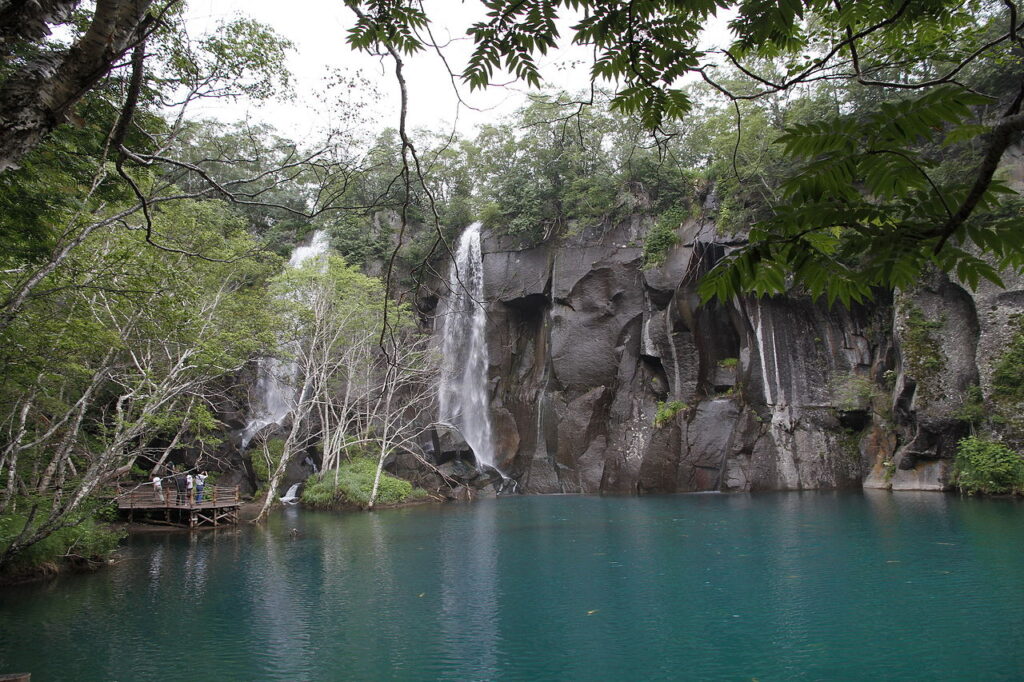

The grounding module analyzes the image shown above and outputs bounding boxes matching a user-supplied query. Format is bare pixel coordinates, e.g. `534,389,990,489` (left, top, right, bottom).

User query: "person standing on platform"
173,469,186,505
195,471,208,503
186,472,194,504
152,475,164,503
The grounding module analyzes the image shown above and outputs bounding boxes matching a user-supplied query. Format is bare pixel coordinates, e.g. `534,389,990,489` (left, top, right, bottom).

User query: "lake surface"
1,491,1022,680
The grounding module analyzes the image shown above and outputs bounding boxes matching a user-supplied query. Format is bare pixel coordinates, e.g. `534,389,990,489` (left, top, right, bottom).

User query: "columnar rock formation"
427,215,1022,494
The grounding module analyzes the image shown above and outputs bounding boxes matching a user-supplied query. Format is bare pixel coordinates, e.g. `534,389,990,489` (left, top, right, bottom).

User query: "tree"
0,199,277,569
346,0,1024,303
252,253,438,520
0,0,165,173
0,13,370,335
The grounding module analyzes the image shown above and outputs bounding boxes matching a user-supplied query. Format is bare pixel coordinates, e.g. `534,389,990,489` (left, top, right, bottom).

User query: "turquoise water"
1,491,1022,680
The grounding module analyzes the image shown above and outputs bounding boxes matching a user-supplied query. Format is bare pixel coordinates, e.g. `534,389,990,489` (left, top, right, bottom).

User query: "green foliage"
191,18,293,99
830,373,879,412
654,400,687,428
0,509,124,576
992,314,1024,405
642,207,685,268
953,436,1024,495
269,252,400,346
251,438,285,484
883,458,896,482
900,306,946,399
326,212,392,268
300,458,423,508
0,93,141,265
0,186,278,566
341,0,1024,305
471,97,629,242
698,82,1024,306
466,93,708,245
955,384,988,425
962,315,1024,443
464,0,717,127
347,1,428,55
718,357,739,369
882,369,898,390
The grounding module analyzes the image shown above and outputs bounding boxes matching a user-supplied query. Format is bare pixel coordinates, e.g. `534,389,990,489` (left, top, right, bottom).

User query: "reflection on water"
0,492,1022,680
440,499,499,680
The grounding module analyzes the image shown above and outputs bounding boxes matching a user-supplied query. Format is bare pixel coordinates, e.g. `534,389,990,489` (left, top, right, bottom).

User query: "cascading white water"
287,231,331,268
280,483,301,504
438,222,496,469
240,230,330,450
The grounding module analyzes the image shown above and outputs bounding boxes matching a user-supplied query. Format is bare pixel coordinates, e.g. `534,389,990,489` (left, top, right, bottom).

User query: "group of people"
151,469,209,505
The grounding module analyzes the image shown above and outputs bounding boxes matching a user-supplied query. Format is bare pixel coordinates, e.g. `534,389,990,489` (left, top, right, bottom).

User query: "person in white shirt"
195,471,208,503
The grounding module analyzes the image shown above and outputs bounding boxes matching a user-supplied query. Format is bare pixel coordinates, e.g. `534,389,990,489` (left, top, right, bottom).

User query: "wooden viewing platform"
116,483,241,528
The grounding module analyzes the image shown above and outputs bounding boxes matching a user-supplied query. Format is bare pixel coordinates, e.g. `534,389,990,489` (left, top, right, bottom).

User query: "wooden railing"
116,483,239,509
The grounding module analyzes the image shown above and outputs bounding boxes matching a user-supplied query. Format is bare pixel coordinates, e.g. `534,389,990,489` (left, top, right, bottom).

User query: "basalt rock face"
870,267,1024,491
434,214,1015,494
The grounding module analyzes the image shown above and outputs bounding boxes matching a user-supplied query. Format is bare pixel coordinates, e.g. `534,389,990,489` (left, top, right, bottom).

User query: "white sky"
184,1,733,143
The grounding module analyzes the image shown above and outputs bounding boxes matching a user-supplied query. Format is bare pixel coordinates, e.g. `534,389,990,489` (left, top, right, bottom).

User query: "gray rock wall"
430,216,1020,494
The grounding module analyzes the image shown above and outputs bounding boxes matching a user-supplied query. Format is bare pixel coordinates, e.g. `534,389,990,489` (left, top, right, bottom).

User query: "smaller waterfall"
438,223,497,470
287,231,330,268
240,231,330,450
239,356,294,450
280,483,300,505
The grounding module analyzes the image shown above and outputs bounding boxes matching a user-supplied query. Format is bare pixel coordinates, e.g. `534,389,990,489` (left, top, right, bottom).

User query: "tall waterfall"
240,230,330,450
438,222,496,469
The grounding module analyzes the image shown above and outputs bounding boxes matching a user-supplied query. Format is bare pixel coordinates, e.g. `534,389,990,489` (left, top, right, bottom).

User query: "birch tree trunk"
0,0,155,173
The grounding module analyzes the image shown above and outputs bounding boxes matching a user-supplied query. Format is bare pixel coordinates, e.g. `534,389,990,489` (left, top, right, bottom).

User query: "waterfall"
280,483,300,505
438,222,497,470
240,230,330,450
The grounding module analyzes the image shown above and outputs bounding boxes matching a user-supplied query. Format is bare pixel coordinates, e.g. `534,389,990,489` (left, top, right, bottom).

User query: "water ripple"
1,492,1022,680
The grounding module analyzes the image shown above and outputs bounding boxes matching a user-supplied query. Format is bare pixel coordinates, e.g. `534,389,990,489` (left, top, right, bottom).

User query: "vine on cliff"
960,314,1024,446
900,305,946,407
642,207,686,269
654,400,687,428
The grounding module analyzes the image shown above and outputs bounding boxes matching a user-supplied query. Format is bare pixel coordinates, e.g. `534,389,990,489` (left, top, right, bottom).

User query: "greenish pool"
1,491,1022,680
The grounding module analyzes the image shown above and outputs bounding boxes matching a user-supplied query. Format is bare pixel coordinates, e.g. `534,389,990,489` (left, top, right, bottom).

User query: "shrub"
250,437,284,484
992,314,1024,405
0,508,125,576
953,436,1024,495
301,457,422,508
954,385,987,425
642,207,685,269
830,373,878,412
654,400,687,428
718,357,739,369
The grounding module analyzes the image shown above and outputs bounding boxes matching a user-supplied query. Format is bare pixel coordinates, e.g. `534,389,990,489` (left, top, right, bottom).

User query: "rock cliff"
428,215,1021,494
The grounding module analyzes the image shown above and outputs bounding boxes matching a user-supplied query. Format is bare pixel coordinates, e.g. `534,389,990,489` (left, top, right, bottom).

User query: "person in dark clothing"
172,472,187,505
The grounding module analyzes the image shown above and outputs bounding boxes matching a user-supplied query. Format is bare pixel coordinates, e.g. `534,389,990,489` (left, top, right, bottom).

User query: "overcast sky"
184,1,733,143
184,0,599,141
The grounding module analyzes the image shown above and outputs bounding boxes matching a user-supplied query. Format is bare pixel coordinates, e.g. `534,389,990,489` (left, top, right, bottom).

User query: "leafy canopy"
344,0,1024,305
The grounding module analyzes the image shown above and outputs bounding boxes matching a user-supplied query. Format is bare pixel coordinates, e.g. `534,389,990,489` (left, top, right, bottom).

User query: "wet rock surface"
424,216,1019,494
